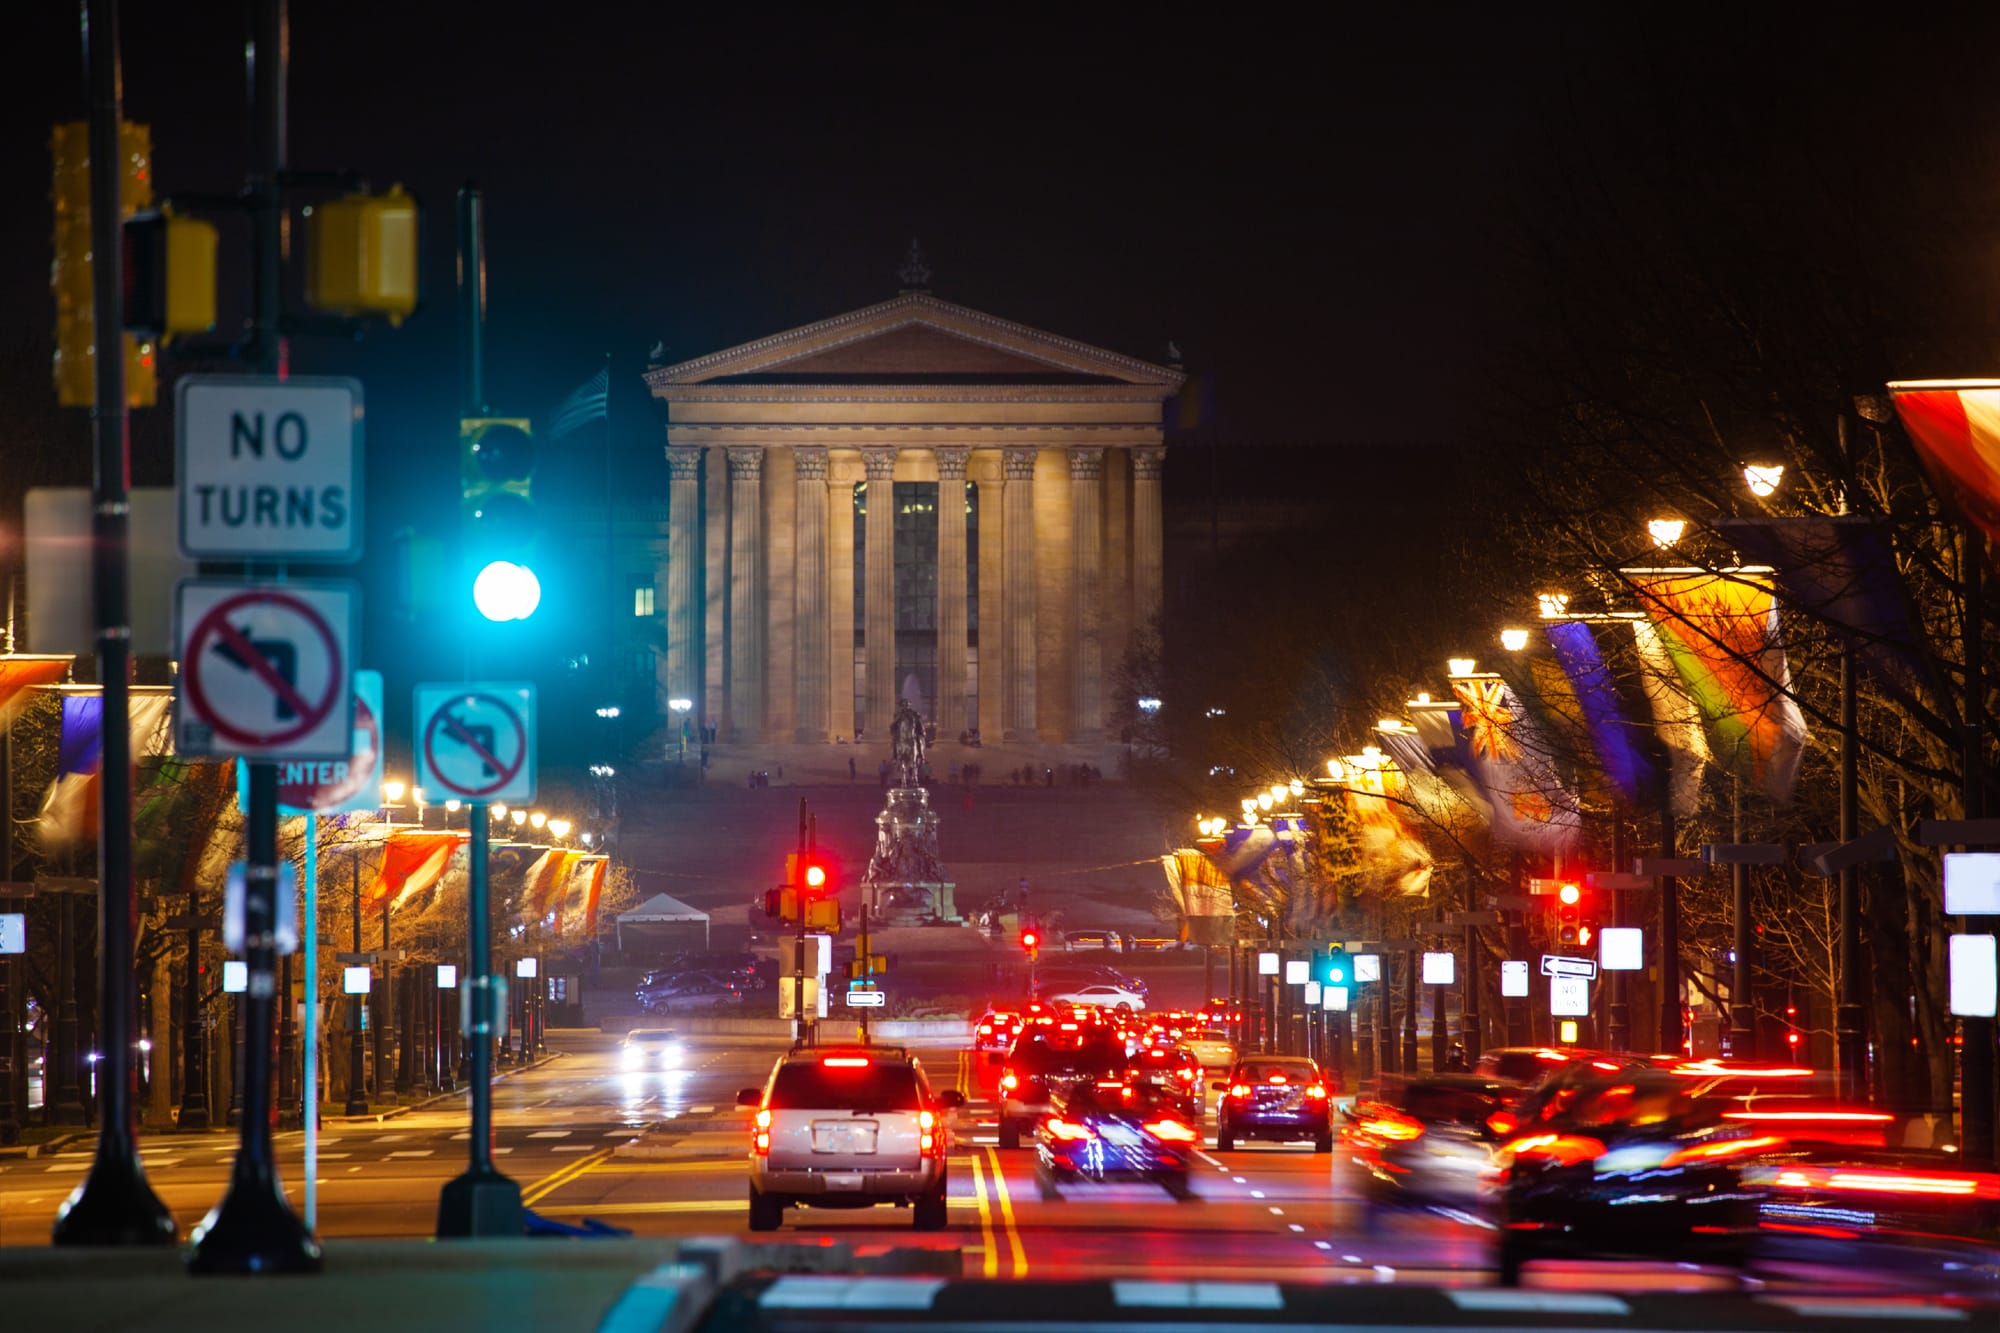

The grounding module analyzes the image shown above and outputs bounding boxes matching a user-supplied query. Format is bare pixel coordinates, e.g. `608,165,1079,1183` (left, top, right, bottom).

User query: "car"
1342,1074,1514,1222
1047,983,1145,1011
1492,1066,1794,1284
1746,1146,2000,1271
1061,929,1124,952
620,1027,684,1071
973,1010,1023,1058
1124,1045,1205,1120
997,1026,1128,1149
1182,1028,1237,1070
1213,1056,1333,1151
1035,1077,1199,1202
737,1044,965,1232
635,973,743,1013
1035,964,1147,995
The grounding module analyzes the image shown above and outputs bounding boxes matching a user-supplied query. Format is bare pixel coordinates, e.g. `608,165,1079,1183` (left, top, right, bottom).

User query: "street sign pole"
50,0,175,1250
437,801,523,1237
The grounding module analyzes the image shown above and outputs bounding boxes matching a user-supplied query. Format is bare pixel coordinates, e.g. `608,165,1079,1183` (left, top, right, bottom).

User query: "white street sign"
1325,986,1348,1011
436,964,458,989
1257,952,1279,976
237,670,384,815
343,966,371,995
1303,980,1322,1005
1422,951,1455,986
1284,959,1309,985
415,682,536,803
1541,954,1599,979
1550,974,1590,1016
847,989,886,1008
177,375,364,561
1600,927,1645,971
1352,953,1381,983
0,913,23,955
1945,853,2000,916
176,579,355,760
1951,935,1998,1018
1500,960,1529,997
223,960,249,994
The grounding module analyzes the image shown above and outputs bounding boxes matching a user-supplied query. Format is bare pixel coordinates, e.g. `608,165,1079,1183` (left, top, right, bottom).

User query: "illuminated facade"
642,292,1179,747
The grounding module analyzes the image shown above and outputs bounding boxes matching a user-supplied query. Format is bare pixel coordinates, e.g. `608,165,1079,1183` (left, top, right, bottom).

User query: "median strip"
982,1146,1027,1278
519,1145,612,1207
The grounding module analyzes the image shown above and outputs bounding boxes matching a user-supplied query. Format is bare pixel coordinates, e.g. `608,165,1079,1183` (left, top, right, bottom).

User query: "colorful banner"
1542,621,1667,810
37,687,173,848
553,854,609,939
1629,569,1808,804
0,656,71,727
1888,381,2000,547
1448,675,1583,852
364,830,467,912
521,847,581,925
1162,848,1234,918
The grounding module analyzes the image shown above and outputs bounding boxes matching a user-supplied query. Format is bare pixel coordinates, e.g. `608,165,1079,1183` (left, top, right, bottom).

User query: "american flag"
548,365,611,440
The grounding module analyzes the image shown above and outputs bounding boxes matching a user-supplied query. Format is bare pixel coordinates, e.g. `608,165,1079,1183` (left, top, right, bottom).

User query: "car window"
768,1060,923,1111
1236,1061,1316,1082
1010,1036,1125,1077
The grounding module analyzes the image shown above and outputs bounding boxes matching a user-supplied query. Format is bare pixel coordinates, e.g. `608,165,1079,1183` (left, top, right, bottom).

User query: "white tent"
616,891,710,953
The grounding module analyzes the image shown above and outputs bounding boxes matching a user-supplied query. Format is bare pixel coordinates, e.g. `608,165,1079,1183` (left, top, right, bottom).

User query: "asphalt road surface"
0,1031,1989,1299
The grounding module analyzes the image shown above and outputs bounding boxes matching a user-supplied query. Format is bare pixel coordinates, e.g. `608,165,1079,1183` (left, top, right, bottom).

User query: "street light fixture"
382,779,406,804
1743,463,1785,498
1537,592,1571,618
1647,517,1687,548
548,819,570,840
1500,627,1530,652
528,812,546,829
1447,657,1476,676
1257,793,1274,811
511,809,528,828
445,799,462,814
491,803,508,821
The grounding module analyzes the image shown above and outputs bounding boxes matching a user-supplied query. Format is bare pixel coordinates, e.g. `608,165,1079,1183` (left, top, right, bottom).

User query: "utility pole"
50,0,174,1246
1729,779,1756,1060
1961,539,1993,1165
346,854,366,1115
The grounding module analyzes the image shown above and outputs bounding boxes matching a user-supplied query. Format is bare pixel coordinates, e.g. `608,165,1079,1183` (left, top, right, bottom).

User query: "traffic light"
51,120,157,408
1557,882,1582,948
1020,928,1039,962
122,207,218,338
461,417,540,621
1578,909,1600,951
1324,945,1348,987
303,185,419,325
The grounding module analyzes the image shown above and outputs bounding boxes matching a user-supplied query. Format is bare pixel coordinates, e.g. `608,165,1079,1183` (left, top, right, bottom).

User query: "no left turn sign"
176,579,355,759
414,682,536,803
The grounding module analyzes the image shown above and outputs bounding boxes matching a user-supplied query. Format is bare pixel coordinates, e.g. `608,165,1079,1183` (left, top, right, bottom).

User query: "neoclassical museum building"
613,288,1181,752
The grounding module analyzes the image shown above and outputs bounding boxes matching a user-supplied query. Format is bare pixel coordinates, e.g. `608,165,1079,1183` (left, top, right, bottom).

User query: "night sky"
5,5,2000,697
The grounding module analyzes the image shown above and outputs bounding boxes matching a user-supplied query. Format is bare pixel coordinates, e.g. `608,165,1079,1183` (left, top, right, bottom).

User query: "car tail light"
1305,1083,1328,1100
1486,1111,1518,1137
1179,1068,1197,1082
1756,1165,2000,1199
1661,1134,1786,1168
1095,1080,1125,1089
1268,1074,1288,1084
1229,1084,1250,1099
1000,1071,1018,1092
822,1056,870,1068
1046,1117,1094,1141
1145,1119,1199,1142
920,1109,937,1132
1358,1115,1423,1142
978,1024,993,1035
753,1108,772,1156
1505,1133,1606,1167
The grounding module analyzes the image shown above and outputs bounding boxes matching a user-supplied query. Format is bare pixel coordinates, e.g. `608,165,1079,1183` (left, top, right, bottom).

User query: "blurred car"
1061,929,1125,952
973,1010,1023,1059
620,1027,684,1071
1343,1074,1514,1221
1035,964,1147,995
1125,1045,1205,1119
1182,1028,1237,1070
1492,1067,1793,1284
1747,1147,2000,1269
998,1026,1128,1149
1214,1056,1333,1151
635,973,744,1013
1035,1078,1199,1202
738,1044,964,1232
1047,983,1146,1011
1128,937,1186,953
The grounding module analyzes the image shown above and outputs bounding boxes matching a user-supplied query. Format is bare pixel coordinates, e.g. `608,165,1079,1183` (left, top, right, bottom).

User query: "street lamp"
528,812,546,830
491,803,508,821
511,809,528,829
548,819,571,841
1447,657,1476,677
381,779,407,826
1537,592,1571,618
1743,463,1785,498
1500,627,1530,652
1647,517,1687,548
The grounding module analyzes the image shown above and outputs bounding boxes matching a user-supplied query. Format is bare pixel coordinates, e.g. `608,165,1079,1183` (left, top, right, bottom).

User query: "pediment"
645,293,1182,390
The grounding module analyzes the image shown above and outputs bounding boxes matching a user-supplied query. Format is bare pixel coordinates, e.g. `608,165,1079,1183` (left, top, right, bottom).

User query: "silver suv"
737,1044,965,1232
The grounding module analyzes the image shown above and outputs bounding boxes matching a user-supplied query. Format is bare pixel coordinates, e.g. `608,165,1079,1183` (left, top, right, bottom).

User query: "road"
0,1030,1984,1298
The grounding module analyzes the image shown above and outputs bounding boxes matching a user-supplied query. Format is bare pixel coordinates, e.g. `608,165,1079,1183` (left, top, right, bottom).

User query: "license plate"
811,1121,879,1154
824,1172,864,1190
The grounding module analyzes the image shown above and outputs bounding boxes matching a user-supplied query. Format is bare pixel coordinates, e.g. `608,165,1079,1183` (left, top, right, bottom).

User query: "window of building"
632,578,656,617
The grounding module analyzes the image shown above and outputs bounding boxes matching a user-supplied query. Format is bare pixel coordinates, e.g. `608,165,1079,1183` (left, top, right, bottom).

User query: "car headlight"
622,1046,645,1069
657,1043,681,1068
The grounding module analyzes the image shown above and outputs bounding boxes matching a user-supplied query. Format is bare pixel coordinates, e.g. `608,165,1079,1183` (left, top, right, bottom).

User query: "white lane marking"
1232,1176,1247,1184
450,1132,470,1141
1268,1206,1283,1215
1288,1223,1304,1232
492,1147,513,1154
527,1130,571,1139
347,1166,363,1173
687,1105,715,1114
1314,1241,1333,1250
1451,1292,1632,1315
316,1152,352,1160
552,1145,590,1153
1373,1265,1395,1282
387,1150,435,1158
1250,1189,1265,1198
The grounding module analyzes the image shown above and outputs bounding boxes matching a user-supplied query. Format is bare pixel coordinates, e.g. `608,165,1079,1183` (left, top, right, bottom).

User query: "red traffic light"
1558,883,1582,906
804,863,828,890
1021,930,1038,950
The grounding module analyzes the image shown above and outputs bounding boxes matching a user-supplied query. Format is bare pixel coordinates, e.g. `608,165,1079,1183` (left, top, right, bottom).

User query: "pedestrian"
849,755,857,781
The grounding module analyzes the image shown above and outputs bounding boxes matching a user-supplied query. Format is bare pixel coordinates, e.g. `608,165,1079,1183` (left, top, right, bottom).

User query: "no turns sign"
177,375,363,561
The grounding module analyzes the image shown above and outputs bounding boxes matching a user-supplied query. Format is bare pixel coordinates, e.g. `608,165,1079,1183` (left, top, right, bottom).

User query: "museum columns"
934,446,970,734
1002,446,1039,742
727,446,765,739
665,447,702,716
862,446,898,738
1070,446,1104,739
793,447,830,741
1133,446,1164,633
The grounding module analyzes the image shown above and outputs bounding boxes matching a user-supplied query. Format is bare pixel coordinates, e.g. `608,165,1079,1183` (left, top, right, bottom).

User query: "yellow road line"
968,1151,998,1278
983,1146,1027,1277
520,1146,613,1207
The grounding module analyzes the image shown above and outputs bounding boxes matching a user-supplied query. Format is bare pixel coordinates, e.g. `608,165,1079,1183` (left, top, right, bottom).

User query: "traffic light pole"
51,0,176,1249
438,802,523,1236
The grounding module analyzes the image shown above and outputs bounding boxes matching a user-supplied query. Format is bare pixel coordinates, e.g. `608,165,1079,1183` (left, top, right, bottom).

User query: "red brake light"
1229,1084,1250,1099
1358,1115,1423,1142
979,1024,993,1034
1095,1080,1125,1089
1145,1119,1199,1142
1486,1111,1518,1137
1269,1074,1287,1084
1045,1117,1094,1141
1305,1083,1328,1099
1506,1133,1606,1166
822,1056,870,1068
1000,1071,1019,1091
1661,1134,1786,1168
1760,1166,2000,1199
